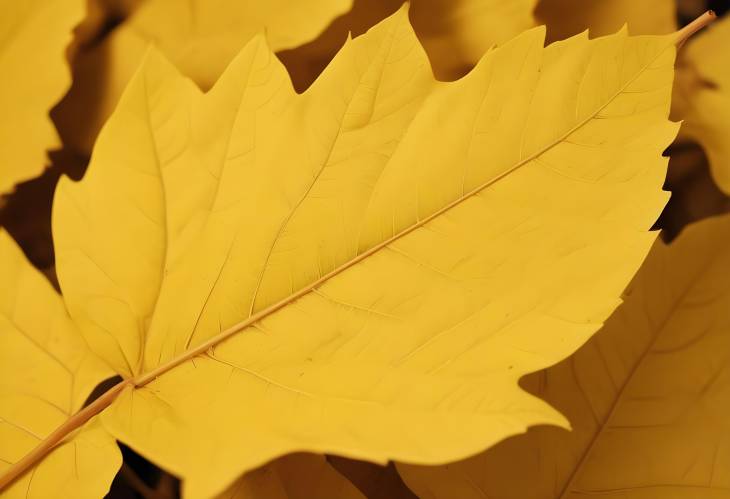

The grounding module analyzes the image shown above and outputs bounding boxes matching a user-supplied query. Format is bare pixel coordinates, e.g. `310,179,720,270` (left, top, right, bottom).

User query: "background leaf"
673,15,730,194
397,213,730,499
217,454,365,499
53,0,352,157
0,230,120,498
536,0,677,43
0,0,83,194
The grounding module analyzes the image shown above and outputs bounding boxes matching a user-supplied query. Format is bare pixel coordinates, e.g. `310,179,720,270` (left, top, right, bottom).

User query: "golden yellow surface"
47,6,680,496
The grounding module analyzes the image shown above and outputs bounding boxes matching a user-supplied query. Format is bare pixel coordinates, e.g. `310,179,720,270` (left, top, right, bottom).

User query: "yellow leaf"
217,454,365,499
116,0,353,89
0,0,83,194
0,230,120,498
397,213,730,498
536,0,677,43
673,16,730,194
21,5,682,497
54,0,352,156
282,0,539,89
410,0,538,79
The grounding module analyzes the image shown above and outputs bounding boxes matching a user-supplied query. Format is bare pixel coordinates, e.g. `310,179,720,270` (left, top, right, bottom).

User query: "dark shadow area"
83,375,123,407
655,143,730,241
277,0,403,92
328,456,418,499
708,0,730,17
1,5,119,280
107,444,180,499
51,29,113,162
0,148,88,285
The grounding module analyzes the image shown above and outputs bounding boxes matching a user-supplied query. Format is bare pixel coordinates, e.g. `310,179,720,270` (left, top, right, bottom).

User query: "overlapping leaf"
111,0,353,89
673,15,730,194
217,454,365,499
55,0,352,155
0,0,83,194
411,0,538,79
0,231,119,498
281,0,539,88
398,213,730,499
536,0,677,43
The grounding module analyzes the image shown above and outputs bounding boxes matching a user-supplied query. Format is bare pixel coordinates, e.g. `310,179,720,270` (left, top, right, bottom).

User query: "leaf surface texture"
45,6,682,497
398,213,730,498
411,0,538,79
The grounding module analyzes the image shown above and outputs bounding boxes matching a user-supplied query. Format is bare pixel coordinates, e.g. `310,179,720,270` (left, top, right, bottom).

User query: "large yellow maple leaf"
2,6,700,498
0,0,83,195
398,212,730,499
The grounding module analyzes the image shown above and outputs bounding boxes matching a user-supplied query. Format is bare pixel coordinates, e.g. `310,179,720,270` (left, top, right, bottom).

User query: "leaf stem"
0,379,131,490
674,10,716,47
0,9,719,493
